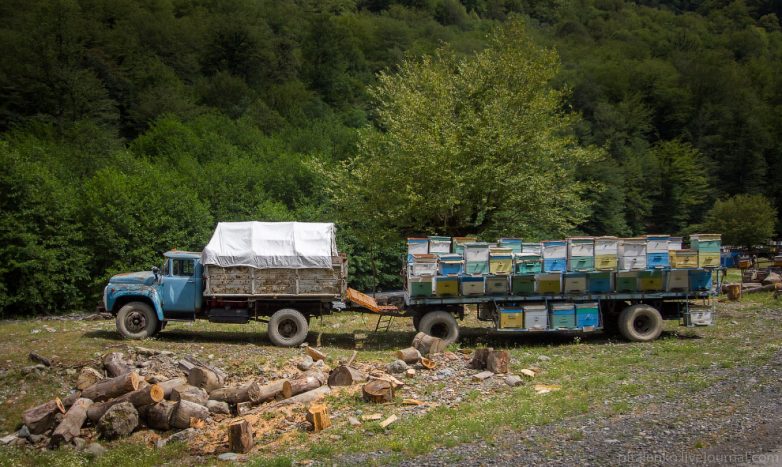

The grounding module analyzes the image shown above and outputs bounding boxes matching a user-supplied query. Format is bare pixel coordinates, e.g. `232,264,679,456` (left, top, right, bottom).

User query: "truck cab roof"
164,250,201,260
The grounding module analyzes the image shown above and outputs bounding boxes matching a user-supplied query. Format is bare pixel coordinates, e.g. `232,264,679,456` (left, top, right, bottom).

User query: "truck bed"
204,255,347,299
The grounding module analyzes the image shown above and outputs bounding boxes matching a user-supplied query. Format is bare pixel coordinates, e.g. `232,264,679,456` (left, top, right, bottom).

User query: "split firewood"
61,391,81,409
412,332,446,356
395,347,422,364
237,401,253,415
520,369,536,378
22,398,65,434
346,350,358,367
305,404,331,432
103,352,132,377
229,419,254,453
288,370,327,397
81,371,141,402
327,365,366,387
306,346,327,362
171,385,208,406
379,414,397,428
146,401,177,430
157,377,187,399
76,367,103,390
420,357,435,370
187,367,222,392
369,372,405,389
472,371,494,381
51,398,93,446
362,380,394,403
87,384,164,423
169,399,209,429
487,350,509,374
470,348,492,370
28,352,51,367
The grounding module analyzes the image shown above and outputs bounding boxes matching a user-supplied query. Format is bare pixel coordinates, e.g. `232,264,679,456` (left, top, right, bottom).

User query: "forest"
1,0,780,315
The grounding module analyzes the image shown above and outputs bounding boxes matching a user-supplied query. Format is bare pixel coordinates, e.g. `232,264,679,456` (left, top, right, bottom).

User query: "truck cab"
103,251,202,338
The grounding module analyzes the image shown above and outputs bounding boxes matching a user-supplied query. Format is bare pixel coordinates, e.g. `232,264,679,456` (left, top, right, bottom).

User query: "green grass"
0,290,780,465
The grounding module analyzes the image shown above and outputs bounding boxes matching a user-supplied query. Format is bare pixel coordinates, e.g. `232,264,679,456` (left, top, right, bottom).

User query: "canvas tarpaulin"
201,222,338,269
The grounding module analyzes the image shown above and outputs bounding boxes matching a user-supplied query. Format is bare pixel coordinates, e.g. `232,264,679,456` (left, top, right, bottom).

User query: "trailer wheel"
618,304,663,342
116,302,159,339
268,308,309,347
418,311,459,344
412,312,422,331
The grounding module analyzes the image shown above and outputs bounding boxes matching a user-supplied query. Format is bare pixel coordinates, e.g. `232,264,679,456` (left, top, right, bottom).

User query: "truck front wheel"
268,308,309,347
116,302,159,339
618,304,663,342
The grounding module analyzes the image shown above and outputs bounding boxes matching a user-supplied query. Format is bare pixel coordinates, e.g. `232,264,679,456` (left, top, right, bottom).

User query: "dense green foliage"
702,194,778,249
0,0,780,314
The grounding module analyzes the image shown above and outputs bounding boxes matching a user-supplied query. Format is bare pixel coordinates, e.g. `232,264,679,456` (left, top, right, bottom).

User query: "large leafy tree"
324,19,602,242
701,194,777,249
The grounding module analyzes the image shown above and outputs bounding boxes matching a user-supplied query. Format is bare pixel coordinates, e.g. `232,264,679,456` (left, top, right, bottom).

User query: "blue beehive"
646,252,670,268
587,271,612,293
575,302,600,328
688,269,713,291
543,258,567,272
407,238,429,262
499,238,523,254
550,303,576,329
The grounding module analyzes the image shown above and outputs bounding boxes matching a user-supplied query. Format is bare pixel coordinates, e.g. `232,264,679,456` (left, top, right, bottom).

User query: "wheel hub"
126,310,146,333
279,318,298,338
633,315,652,334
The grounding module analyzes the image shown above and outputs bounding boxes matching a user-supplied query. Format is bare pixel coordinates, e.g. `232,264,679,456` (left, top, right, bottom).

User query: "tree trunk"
87,384,164,423
76,367,103,391
96,402,139,440
81,371,141,402
229,419,254,453
103,352,132,377
412,332,446,356
327,366,366,387
22,398,65,434
169,399,209,430
187,367,222,392
470,348,492,370
395,347,422,364
146,401,176,430
280,385,330,405
51,398,92,446
170,385,208,406
486,350,509,374
157,377,187,399
362,380,394,403
288,371,326,397
305,404,331,432
209,381,262,405
61,391,81,409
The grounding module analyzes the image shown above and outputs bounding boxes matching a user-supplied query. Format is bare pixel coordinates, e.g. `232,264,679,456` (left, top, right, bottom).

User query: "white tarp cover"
202,222,338,269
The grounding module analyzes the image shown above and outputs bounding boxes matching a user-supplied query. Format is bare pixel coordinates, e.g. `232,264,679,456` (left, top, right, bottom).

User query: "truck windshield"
162,259,169,276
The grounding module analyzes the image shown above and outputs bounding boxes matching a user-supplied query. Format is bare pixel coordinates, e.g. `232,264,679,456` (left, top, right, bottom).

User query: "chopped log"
395,347,422,364
420,357,435,370
146,401,176,430
405,369,416,378
169,400,209,429
346,350,358,367
305,404,331,432
51,398,93,446
157,377,187,399
379,414,397,428
327,366,366,387
76,367,103,390
487,350,510,374
412,332,446,356
187,367,221,392
180,356,227,382
81,371,140,402
87,384,164,422
209,381,263,405
177,359,196,374
237,401,253,415
255,379,292,403
278,385,330,406
369,372,406,389
288,371,326,396
229,419,254,453
306,346,327,362
103,352,132,377
22,398,65,434
743,283,781,294
28,352,51,367
470,348,492,369
96,402,138,440
472,371,494,381
362,380,394,403
170,385,208,406
206,400,230,414
61,391,81,409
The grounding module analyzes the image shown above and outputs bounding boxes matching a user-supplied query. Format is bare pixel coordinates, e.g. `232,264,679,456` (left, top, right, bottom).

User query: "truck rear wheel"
418,311,459,344
116,302,159,339
268,308,309,347
618,304,663,342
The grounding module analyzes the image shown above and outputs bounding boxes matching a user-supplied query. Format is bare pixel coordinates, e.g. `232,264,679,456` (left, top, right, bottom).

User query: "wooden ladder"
374,315,394,332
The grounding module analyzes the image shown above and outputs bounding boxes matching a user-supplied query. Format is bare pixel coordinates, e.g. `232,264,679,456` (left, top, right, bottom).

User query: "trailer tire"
116,302,159,339
418,311,459,344
412,313,422,332
618,304,663,342
268,308,309,347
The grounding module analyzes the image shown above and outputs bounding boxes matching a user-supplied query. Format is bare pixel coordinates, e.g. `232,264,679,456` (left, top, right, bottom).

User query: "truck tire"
116,302,159,339
412,312,422,332
418,311,459,344
618,304,663,342
268,308,309,347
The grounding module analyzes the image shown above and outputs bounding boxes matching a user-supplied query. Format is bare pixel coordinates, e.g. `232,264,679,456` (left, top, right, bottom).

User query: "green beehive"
409,276,432,297
615,271,639,292
536,273,562,294
550,303,576,329
511,274,536,295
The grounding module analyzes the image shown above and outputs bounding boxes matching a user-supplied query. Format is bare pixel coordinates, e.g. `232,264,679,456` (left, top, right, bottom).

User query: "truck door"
162,258,198,315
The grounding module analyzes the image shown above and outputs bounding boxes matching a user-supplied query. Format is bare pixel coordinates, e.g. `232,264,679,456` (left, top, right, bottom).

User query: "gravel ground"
337,348,782,466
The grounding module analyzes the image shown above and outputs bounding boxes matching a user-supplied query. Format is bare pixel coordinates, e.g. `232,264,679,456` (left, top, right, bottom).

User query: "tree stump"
51,398,93,446
146,401,177,430
327,366,366,387
228,419,254,453
469,348,492,370
486,350,509,374
305,404,331,432
362,380,394,403
187,367,222,392
170,385,208,406
103,352,132,377
76,367,103,391
87,384,164,422
395,347,422,364
170,400,209,429
412,332,446,356
22,398,65,434
157,377,187,399
81,371,140,402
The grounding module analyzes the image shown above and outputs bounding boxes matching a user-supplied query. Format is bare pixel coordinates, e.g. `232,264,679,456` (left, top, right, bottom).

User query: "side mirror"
152,266,160,281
